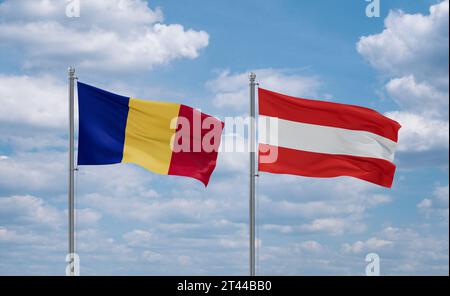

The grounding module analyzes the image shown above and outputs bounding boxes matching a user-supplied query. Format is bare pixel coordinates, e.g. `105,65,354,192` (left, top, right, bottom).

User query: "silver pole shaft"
249,73,256,276
68,67,75,276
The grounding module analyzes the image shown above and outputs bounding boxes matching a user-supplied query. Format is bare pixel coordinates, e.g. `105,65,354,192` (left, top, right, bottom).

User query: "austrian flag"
258,88,401,188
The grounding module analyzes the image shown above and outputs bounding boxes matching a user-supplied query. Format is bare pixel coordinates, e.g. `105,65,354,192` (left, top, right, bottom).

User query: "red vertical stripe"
168,105,224,186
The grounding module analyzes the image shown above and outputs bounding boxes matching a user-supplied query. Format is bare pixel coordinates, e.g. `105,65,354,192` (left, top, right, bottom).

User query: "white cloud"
142,250,163,263
206,69,321,111
343,237,393,254
0,75,67,128
385,111,449,152
0,227,39,243
0,0,163,25
261,198,363,220
177,255,192,266
418,198,433,210
418,185,449,220
81,193,222,223
0,195,63,227
0,195,101,228
365,194,392,207
357,0,449,79
386,75,448,119
0,0,209,71
380,226,448,273
434,185,449,208
263,218,366,236
76,164,161,199
76,208,102,226
357,0,449,154
76,229,133,260
260,176,392,216
0,152,66,193
340,226,448,274
298,240,323,252
262,224,295,234
299,218,366,236
218,237,249,249
123,229,153,247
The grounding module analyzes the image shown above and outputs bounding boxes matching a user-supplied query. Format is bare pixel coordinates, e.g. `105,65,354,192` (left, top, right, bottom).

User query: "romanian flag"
77,82,224,186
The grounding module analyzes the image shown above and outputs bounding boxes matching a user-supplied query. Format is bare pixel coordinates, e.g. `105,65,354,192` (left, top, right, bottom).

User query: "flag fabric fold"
77,82,224,186
258,88,401,188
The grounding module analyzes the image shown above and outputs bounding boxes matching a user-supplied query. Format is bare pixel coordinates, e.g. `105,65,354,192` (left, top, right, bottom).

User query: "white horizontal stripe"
259,115,397,162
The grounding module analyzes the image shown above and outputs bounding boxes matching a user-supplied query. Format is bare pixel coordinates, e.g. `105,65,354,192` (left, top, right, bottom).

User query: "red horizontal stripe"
258,144,396,188
168,105,224,186
258,88,401,142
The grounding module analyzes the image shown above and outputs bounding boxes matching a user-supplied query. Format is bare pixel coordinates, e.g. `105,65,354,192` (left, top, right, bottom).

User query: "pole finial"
249,72,256,82
68,66,75,77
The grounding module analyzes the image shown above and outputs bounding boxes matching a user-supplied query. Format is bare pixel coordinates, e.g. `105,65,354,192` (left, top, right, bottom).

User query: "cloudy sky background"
0,0,448,275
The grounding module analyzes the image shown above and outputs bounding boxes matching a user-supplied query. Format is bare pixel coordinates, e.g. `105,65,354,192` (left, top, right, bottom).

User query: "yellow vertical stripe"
122,98,180,175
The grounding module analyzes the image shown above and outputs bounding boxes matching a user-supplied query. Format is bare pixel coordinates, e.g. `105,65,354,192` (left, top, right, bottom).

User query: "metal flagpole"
68,67,76,276
249,73,256,276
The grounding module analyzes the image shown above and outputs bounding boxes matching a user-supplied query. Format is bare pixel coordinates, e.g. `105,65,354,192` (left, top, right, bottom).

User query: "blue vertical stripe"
77,82,130,165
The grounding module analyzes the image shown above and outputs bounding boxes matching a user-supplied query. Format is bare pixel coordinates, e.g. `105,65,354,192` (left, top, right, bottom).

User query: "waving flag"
77,82,224,186
258,88,401,188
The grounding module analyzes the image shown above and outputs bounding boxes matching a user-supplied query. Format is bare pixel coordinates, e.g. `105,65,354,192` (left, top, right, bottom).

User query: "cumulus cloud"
357,0,449,79
76,208,102,226
206,69,321,111
0,75,68,131
142,250,163,263
385,111,449,152
300,218,366,236
82,192,230,223
417,198,433,210
386,75,448,119
0,195,63,227
0,151,66,194
341,226,448,274
248,179,396,253
357,0,449,154
262,218,365,236
418,185,449,220
434,185,450,208
380,226,448,274
0,75,71,163
298,240,323,253
342,237,393,254
76,229,134,261
0,0,163,28
0,0,209,71
0,227,40,244
123,229,153,247
0,194,101,228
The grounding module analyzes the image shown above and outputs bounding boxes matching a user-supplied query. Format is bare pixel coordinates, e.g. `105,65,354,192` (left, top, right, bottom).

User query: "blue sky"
0,0,448,275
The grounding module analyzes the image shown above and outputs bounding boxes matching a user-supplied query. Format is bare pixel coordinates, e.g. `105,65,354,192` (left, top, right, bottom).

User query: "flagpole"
249,73,256,276
68,66,76,276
